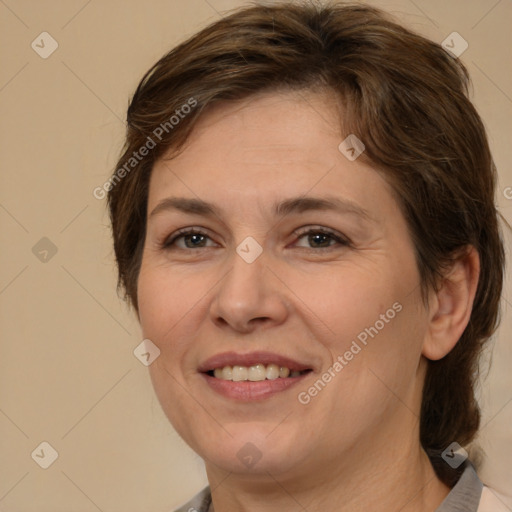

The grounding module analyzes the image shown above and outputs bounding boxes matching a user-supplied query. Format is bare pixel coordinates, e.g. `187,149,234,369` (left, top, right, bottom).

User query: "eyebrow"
149,195,372,221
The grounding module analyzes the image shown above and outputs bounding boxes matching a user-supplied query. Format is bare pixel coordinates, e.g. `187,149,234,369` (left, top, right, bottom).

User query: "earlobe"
422,246,480,361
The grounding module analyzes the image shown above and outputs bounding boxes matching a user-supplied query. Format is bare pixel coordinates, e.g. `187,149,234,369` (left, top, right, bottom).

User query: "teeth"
266,364,279,380
279,366,290,378
232,365,248,382
210,364,307,381
248,364,266,381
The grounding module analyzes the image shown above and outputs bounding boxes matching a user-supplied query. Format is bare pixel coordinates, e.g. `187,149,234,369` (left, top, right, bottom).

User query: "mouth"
198,351,314,401
206,364,311,381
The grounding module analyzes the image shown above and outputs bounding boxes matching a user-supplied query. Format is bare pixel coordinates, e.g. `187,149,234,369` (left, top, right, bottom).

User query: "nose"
209,248,289,334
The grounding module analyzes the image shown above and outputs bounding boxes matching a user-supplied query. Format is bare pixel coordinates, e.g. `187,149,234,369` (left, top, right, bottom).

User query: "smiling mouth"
198,351,315,400
206,364,312,382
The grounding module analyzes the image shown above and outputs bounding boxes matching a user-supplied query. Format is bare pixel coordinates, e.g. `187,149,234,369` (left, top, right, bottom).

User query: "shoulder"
477,486,512,512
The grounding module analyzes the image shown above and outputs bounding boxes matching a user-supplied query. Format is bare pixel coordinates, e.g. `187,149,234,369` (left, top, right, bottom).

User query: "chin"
195,427,309,476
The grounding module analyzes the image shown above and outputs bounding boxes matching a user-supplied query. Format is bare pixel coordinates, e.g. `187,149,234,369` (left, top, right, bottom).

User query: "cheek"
138,260,205,334
137,267,169,340
296,255,425,391
137,264,210,438
288,261,406,346
137,263,197,363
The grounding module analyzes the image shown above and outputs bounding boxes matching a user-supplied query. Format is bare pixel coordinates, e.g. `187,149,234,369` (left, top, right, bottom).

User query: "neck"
205,432,450,512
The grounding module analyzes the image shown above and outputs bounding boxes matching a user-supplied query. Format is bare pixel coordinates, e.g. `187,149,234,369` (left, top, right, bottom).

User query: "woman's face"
137,90,431,480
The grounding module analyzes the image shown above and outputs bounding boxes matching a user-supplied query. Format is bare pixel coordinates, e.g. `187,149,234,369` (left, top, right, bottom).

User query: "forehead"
176,90,341,161
148,90,395,219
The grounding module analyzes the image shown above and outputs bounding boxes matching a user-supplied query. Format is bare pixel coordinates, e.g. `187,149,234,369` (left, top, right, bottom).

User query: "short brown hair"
107,1,504,485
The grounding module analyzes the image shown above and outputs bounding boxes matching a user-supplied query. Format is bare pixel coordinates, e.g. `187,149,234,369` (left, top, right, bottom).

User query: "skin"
137,89,480,511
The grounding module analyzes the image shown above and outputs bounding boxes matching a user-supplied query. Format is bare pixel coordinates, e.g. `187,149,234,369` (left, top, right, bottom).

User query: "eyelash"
161,226,350,251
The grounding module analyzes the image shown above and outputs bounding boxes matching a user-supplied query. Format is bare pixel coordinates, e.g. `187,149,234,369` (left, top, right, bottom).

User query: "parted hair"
107,1,504,485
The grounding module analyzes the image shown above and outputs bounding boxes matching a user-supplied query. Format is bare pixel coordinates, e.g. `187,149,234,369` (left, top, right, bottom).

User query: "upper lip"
198,351,313,373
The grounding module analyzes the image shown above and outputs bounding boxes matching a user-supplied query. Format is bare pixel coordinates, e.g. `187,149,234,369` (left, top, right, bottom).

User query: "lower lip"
201,373,310,401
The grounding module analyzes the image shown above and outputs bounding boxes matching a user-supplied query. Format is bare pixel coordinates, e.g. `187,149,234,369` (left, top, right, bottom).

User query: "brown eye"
294,227,350,250
163,229,215,250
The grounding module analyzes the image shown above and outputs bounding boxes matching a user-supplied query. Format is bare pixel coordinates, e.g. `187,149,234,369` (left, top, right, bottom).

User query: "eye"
293,226,350,250
162,228,217,249
161,226,350,251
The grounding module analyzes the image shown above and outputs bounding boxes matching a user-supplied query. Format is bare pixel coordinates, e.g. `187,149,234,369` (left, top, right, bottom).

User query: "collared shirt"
173,462,509,512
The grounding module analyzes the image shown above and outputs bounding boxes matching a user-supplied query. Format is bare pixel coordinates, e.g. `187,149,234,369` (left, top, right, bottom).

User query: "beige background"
0,0,511,510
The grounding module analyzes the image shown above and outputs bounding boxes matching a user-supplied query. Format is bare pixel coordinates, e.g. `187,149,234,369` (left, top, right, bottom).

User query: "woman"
107,2,507,510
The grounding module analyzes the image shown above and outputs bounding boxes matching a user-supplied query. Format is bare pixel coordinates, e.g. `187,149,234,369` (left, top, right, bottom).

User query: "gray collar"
435,462,483,512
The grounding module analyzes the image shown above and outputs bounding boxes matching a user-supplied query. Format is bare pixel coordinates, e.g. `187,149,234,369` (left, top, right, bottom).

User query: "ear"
422,246,480,361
